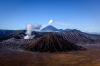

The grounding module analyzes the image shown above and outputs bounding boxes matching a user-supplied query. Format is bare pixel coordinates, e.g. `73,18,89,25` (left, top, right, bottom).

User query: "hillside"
0,30,25,41
26,34,85,52
0,28,100,44
57,29,100,44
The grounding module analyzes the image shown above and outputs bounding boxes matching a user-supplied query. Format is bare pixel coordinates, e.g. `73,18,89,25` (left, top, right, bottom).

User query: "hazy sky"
0,0,100,32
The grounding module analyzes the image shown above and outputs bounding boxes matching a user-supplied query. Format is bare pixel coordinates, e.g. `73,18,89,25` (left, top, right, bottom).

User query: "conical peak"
26,34,86,52
41,25,58,32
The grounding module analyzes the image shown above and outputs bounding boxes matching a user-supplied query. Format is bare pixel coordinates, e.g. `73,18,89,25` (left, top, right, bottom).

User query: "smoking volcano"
41,25,58,32
26,34,85,52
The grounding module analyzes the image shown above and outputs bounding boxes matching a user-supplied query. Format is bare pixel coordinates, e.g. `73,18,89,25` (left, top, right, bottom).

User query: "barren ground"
0,44,100,66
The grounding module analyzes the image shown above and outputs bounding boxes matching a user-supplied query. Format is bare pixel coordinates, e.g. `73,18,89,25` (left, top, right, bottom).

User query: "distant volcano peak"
41,25,58,32
46,25,53,27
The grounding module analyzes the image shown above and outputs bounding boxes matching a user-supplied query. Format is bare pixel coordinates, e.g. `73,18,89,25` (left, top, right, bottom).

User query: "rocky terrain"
0,42,100,66
0,29,100,44
57,29,100,44
26,34,85,52
0,28,100,66
0,38,36,55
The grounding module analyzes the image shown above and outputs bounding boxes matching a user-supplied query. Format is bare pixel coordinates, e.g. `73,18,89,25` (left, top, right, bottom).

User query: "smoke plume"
24,24,42,39
48,20,68,26
48,20,54,24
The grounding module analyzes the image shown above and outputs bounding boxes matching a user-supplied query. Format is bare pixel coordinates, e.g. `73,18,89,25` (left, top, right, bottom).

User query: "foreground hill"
26,34,85,52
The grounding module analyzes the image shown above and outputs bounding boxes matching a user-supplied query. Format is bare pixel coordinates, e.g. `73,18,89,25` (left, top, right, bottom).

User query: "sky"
0,0,100,33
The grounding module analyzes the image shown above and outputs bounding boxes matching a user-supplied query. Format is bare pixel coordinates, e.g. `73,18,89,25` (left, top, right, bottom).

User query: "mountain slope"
26,34,85,52
57,29,100,44
0,30,25,41
0,29,100,44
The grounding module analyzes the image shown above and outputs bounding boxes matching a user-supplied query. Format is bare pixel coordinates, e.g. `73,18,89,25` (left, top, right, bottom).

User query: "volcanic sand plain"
0,44,100,66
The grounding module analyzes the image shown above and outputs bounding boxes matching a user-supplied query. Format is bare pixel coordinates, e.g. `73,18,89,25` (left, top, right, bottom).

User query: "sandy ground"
0,44,100,66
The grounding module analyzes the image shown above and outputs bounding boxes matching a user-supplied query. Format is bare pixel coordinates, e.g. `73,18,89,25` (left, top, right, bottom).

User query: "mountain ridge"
0,26,100,44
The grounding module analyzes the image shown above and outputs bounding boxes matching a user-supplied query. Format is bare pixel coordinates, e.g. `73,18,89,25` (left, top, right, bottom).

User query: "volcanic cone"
26,34,85,52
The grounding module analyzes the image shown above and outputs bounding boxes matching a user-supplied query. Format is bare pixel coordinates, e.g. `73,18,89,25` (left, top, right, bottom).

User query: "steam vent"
26,34,86,52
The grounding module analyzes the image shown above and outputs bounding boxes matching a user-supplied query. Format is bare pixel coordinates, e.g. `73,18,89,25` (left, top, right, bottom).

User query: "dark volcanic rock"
0,30,25,41
26,34,85,52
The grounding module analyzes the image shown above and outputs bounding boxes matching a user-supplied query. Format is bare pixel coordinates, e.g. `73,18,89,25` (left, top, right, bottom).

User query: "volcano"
26,34,85,52
41,25,58,32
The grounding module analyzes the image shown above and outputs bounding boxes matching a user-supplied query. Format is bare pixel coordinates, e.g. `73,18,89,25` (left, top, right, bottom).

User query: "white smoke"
48,20,68,26
48,20,54,24
33,24,42,30
24,35,30,39
24,24,42,39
